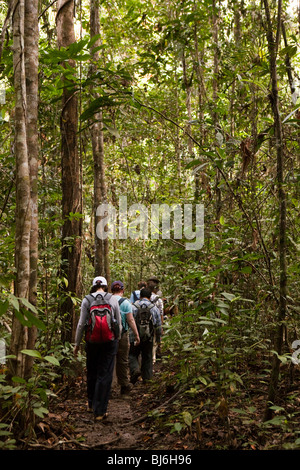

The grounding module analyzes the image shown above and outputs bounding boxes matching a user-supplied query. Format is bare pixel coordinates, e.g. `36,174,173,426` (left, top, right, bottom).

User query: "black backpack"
134,301,154,342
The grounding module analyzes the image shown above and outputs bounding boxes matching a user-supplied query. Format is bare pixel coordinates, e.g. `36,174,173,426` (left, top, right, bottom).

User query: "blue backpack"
118,297,128,332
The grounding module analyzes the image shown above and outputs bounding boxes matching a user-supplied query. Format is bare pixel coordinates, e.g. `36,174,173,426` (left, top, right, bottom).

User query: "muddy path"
27,360,196,452
17,358,288,460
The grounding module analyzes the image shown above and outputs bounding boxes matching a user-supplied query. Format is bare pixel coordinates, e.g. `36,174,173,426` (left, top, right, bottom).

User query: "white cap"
92,276,107,286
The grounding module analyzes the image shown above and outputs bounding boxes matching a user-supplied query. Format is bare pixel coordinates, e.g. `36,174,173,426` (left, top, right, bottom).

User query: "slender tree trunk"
89,0,111,285
281,21,296,97
193,20,207,201
174,59,181,181
23,0,39,379
212,0,222,219
182,49,193,156
10,0,32,378
56,0,82,342
263,0,287,421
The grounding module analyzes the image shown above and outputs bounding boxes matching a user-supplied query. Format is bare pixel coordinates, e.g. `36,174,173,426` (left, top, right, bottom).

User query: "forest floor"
23,358,199,452
17,351,300,454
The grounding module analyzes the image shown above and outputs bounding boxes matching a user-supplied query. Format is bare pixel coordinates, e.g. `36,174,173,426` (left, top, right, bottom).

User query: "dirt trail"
31,360,188,451
65,379,150,450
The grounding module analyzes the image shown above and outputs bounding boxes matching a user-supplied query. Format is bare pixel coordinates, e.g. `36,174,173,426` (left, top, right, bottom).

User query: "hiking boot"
130,370,141,385
95,413,108,422
87,402,93,412
121,384,133,396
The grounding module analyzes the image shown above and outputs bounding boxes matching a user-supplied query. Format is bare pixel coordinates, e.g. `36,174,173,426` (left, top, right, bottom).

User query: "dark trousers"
85,339,118,417
129,340,153,382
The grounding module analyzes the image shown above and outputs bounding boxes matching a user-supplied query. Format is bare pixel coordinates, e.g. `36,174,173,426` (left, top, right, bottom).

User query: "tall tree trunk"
89,0,111,285
281,20,296,98
10,0,32,378
212,0,222,220
23,0,39,379
56,0,82,342
263,0,287,422
193,20,207,202
182,49,193,157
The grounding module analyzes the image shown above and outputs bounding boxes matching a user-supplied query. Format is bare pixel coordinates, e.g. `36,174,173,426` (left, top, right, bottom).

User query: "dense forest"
0,0,300,452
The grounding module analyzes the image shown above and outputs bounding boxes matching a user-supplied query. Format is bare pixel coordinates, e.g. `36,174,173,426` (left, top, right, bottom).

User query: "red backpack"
85,293,119,343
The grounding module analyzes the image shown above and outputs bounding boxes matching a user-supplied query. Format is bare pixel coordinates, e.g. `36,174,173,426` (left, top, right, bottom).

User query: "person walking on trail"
73,276,122,421
147,278,164,321
129,287,161,384
147,276,163,298
129,280,146,304
111,280,140,397
147,278,164,362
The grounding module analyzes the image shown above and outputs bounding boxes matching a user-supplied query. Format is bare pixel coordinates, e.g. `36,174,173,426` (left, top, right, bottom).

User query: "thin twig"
121,386,185,428
38,0,58,20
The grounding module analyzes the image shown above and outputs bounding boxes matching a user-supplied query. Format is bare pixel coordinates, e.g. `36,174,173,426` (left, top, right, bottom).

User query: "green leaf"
104,124,120,138
68,211,84,221
21,349,42,360
0,300,9,316
14,308,31,327
264,416,286,426
44,356,60,366
2,354,16,360
19,298,38,314
8,294,19,311
199,376,208,386
197,320,214,326
232,408,247,415
241,266,252,274
0,431,12,437
269,405,285,412
80,96,121,121
174,422,182,432
184,159,203,170
272,350,290,364
279,45,297,58
221,292,236,302
87,34,102,49
33,407,49,418
68,38,88,57
182,411,193,427
11,376,27,384
22,309,47,331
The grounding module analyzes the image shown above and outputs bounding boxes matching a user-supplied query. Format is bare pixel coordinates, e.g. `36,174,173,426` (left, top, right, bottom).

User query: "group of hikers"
73,275,164,422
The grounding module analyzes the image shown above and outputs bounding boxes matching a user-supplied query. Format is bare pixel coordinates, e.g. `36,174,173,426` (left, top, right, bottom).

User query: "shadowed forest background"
0,0,300,450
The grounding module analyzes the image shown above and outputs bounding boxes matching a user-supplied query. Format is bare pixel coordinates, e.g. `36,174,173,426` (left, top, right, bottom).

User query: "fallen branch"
121,386,185,428
20,437,89,450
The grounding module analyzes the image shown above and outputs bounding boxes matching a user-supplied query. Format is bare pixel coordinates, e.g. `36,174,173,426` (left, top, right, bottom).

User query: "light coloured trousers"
116,331,130,387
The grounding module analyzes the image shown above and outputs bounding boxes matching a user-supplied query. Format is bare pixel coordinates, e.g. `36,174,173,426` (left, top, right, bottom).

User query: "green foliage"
0,341,82,447
0,423,16,450
0,365,55,444
166,410,194,434
0,0,299,449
